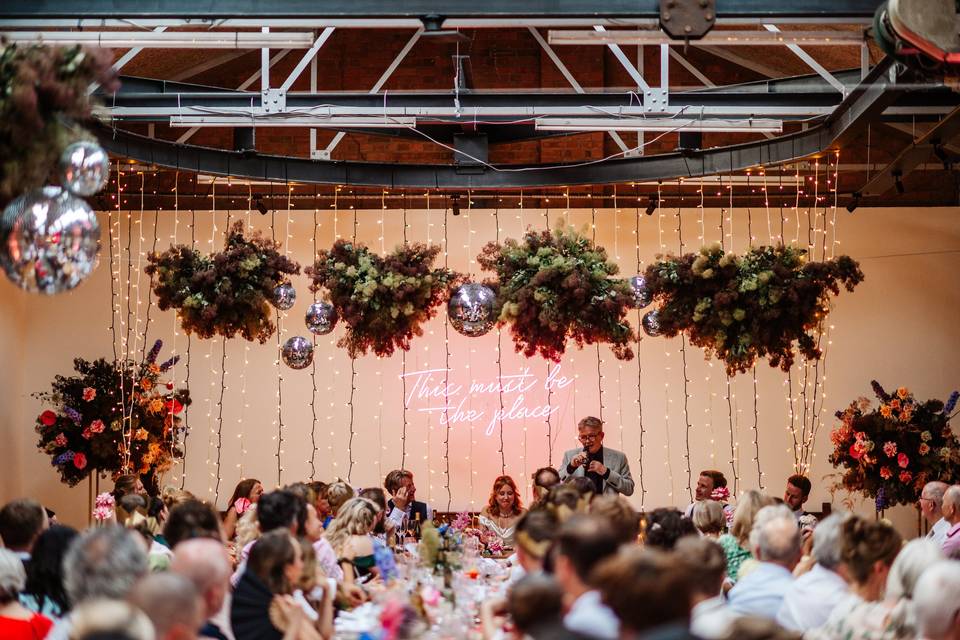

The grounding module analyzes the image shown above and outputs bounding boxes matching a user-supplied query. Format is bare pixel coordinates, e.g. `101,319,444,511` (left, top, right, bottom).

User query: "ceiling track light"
893,170,905,195
534,117,783,134
255,199,269,215
451,194,461,216
645,195,659,215
846,192,861,213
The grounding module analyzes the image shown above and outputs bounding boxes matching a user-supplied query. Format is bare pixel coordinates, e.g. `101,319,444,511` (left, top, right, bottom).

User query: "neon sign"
400,364,574,435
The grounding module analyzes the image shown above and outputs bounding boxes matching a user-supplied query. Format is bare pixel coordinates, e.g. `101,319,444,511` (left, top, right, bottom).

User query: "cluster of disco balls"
273,281,341,369
630,275,661,337
0,142,110,294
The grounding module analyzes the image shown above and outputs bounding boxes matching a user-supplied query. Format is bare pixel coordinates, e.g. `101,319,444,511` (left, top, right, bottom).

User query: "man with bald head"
129,572,203,640
941,485,960,559
171,538,232,640
921,481,951,546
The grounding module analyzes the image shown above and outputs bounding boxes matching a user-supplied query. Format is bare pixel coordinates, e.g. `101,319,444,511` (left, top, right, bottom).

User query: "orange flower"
896,387,909,399
879,404,893,418
148,398,165,414
889,399,901,410
139,378,153,391
148,364,160,375
900,409,913,423
135,428,149,441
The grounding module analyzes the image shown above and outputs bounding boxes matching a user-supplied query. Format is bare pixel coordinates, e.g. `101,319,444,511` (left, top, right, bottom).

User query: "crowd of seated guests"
1,468,959,640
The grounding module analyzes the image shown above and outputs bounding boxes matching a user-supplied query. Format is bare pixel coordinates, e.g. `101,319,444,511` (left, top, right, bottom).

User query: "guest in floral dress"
716,490,775,583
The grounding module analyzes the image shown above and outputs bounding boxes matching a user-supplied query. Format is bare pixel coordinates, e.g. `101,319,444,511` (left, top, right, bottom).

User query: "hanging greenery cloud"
478,225,636,362
307,240,461,357
145,221,301,343
643,243,864,375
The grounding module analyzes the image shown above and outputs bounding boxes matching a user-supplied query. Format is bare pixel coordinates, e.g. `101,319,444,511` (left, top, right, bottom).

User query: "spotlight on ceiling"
645,195,659,216
846,192,861,213
420,15,470,43
451,194,461,216
255,199,269,216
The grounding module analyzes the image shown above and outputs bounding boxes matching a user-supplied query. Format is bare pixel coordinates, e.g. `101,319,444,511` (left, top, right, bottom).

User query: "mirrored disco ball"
629,275,653,308
305,301,338,335
281,336,314,369
58,141,111,197
0,186,101,294
272,281,296,310
447,282,496,337
641,310,661,337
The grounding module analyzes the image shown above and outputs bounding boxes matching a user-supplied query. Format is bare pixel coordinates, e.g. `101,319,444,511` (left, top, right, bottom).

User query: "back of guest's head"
71,599,155,640
160,486,195,512
787,474,812,498
730,490,776,545
514,508,558,563
644,508,697,550
921,481,948,510
811,513,847,570
674,536,727,598
247,529,298,595
719,616,803,640
566,476,597,499
359,487,387,512
507,574,564,633
170,538,231,619
749,505,801,565
325,481,355,515
129,572,201,638
256,489,306,534
555,514,620,583
0,548,26,603
24,523,78,612
593,547,691,634
545,484,587,523
284,482,314,505
323,497,379,554
112,475,142,500
885,538,944,600
532,467,561,502
64,526,148,605
383,470,413,496
118,493,146,515
163,499,222,549
692,500,726,536
913,560,960,640
590,495,640,544
700,470,728,490
841,515,902,585
0,498,46,551
945,485,960,516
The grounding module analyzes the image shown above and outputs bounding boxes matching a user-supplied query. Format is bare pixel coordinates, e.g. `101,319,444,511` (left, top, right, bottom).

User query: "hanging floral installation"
643,244,863,375
145,221,301,343
828,381,960,509
33,340,191,492
478,225,636,362
0,44,118,209
306,240,461,357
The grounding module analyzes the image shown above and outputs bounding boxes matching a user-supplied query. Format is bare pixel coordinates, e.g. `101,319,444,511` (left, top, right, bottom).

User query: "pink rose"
899,470,912,484
73,453,87,470
880,466,892,480
89,419,105,434
234,498,252,515
81,427,92,439
882,442,897,457
54,433,67,447
82,387,96,402
919,443,931,456
897,452,909,468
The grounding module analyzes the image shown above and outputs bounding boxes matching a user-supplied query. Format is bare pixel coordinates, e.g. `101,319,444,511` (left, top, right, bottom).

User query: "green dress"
718,533,752,582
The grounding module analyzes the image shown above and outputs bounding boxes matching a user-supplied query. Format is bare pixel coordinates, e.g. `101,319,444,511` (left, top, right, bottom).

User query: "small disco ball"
447,282,496,337
305,301,338,335
641,310,661,337
629,275,653,309
272,281,296,310
281,336,314,369
0,186,101,294
58,141,111,197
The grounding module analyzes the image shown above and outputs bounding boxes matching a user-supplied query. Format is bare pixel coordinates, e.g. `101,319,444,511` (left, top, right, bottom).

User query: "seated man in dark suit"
384,469,431,535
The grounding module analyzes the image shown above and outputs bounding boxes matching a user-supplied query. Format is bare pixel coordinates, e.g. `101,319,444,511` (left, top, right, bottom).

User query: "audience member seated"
531,467,561,506
776,513,849,632
692,500,726,539
566,477,598,501
222,479,264,541
129,572,203,640
783,475,816,525
19,524,77,620
509,508,558,582
675,536,737,639
0,548,54,640
112,474,146,502
383,470,429,534
323,497,379,590
912,560,960,640
359,487,396,550
307,482,330,523
483,573,592,640
479,475,526,549
593,546,694,640
49,526,149,640
941,485,960,559
881,539,946,640
686,470,728,517
718,490,775,583
919,481,950,546
643,508,697,550
590,495,640,545
553,514,621,639
720,617,803,640
164,500,225,550
808,515,902,640
0,499,49,571
544,484,589,524
171,538,233,640
69,599,154,640
323,482,355,528
727,504,802,618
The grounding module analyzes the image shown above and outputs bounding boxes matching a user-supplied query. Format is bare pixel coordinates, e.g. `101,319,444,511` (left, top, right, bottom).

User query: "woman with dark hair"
643,508,697,550
223,478,264,540
479,475,526,549
19,525,77,620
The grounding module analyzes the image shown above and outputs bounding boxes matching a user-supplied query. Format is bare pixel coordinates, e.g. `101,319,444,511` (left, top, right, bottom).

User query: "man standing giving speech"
560,416,634,496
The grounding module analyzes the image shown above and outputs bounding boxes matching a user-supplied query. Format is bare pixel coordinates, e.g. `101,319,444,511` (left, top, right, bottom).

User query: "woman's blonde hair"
729,490,775,545
325,481,355,517
323,497,379,555
692,500,726,536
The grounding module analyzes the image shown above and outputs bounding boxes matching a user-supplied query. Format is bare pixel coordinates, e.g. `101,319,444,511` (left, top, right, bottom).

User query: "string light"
495,204,506,475
675,181,694,502
180,204,196,490
236,187,252,480
720,173,740,495
443,201,452,510
346,205,358,483
591,205,606,424
633,183,646,507
397,189,409,469
744,178,764,490
205,180,220,498
213,201,233,502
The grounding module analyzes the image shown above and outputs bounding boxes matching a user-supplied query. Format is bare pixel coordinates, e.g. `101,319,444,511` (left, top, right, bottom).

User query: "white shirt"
727,562,795,618
776,563,848,631
690,595,738,639
564,590,620,640
928,517,950,546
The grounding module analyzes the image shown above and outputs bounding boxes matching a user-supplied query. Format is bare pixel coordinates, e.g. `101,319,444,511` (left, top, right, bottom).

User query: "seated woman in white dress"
478,475,526,550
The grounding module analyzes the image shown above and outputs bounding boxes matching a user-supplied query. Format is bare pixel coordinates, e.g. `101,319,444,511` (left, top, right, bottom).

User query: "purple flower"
875,486,887,512
146,340,163,365
944,390,959,415
63,407,82,426
159,355,180,372
54,451,76,466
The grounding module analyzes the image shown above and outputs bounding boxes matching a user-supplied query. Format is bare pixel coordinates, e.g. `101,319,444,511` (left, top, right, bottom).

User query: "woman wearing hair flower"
223,478,264,541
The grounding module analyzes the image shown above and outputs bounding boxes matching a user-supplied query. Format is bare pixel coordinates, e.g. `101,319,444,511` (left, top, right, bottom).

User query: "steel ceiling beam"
95,57,900,188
